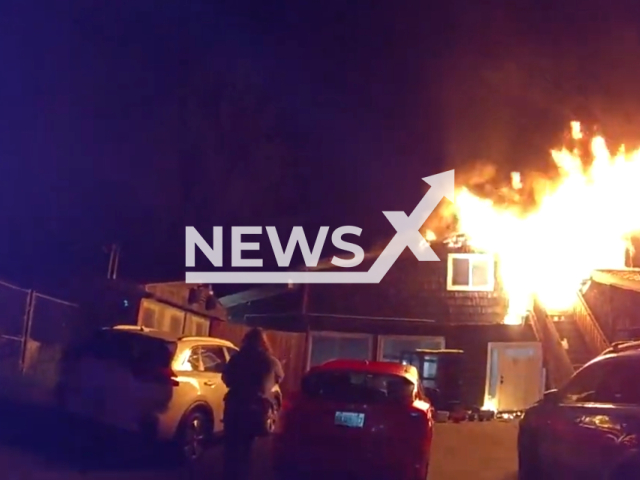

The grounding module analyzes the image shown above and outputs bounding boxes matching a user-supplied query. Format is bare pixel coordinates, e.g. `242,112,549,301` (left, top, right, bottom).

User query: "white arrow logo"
186,170,454,284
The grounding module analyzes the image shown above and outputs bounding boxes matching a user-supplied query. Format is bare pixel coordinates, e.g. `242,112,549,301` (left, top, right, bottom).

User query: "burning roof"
426,121,640,321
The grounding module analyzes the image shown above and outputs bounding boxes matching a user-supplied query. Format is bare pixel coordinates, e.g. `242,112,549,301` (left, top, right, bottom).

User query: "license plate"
334,411,365,428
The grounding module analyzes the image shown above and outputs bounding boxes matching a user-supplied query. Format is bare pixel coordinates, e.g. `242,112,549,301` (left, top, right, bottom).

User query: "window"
150,305,185,335
446,253,495,291
193,318,209,336
187,347,202,371
559,360,612,404
421,357,438,389
167,311,185,335
140,305,157,329
592,357,640,405
71,330,176,370
156,309,171,332
302,370,415,404
200,346,227,373
185,314,209,336
308,332,372,368
378,336,445,363
225,346,239,359
399,352,440,390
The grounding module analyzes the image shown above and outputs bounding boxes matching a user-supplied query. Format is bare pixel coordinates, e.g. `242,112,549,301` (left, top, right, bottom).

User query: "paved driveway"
0,402,518,480
429,421,518,480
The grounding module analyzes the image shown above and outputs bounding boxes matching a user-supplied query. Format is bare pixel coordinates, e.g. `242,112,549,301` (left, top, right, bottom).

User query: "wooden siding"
303,316,537,408
222,241,510,326
307,243,508,324
243,313,536,408
445,325,538,408
209,322,306,397
224,289,303,323
145,283,228,321
582,279,640,341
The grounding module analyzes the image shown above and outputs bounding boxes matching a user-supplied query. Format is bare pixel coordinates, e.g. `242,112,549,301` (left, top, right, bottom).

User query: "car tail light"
410,403,432,430
406,406,432,454
159,367,180,387
281,391,300,412
281,398,293,411
278,394,301,433
410,408,428,421
279,398,294,423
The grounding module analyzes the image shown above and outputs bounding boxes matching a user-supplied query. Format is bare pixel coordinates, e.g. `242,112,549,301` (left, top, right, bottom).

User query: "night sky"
1,0,639,294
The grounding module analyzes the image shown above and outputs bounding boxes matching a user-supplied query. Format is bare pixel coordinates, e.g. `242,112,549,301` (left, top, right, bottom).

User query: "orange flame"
570,121,583,140
450,122,638,324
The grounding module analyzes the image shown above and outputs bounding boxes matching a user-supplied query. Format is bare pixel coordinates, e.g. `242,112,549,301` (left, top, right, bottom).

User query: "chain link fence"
0,281,30,376
0,280,80,403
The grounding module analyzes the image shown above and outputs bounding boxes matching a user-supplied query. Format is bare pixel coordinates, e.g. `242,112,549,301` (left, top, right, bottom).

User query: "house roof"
305,236,482,272
219,285,300,308
178,235,483,310
591,269,640,293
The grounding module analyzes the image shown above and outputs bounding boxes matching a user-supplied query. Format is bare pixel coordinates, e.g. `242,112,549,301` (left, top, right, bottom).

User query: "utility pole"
106,244,121,279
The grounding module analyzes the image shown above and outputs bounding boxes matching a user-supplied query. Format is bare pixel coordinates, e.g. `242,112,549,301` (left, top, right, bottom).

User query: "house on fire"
222,235,543,412
580,269,640,342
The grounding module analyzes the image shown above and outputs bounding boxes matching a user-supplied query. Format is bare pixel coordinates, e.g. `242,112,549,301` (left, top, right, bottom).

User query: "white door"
488,342,543,412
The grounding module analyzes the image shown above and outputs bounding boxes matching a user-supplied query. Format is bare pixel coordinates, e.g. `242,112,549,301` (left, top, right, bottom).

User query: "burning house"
204,121,640,412
222,234,543,412
580,269,640,342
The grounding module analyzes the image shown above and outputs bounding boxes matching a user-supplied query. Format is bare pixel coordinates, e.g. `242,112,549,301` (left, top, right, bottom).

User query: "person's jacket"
222,348,284,399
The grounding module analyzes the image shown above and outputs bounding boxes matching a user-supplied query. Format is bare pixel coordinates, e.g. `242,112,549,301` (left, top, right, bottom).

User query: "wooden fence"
210,322,307,396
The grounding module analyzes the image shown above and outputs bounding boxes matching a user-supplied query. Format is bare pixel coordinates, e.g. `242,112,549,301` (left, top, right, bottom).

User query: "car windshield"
302,370,415,404
69,330,177,370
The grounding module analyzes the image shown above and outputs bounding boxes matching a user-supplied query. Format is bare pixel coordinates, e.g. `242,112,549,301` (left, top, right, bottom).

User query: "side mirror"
542,389,560,404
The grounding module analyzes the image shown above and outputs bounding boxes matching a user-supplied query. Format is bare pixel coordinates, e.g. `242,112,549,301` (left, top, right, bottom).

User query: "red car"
273,359,434,480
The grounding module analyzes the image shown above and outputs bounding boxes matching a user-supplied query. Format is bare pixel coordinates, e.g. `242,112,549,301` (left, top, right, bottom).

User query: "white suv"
55,325,282,462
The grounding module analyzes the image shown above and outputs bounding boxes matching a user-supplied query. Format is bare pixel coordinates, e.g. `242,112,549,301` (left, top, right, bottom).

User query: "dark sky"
1,0,639,293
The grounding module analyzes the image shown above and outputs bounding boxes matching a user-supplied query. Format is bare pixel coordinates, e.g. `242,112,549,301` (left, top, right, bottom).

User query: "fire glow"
436,122,640,324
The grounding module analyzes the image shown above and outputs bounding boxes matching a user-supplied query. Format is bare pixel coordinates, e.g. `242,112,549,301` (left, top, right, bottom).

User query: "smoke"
424,122,611,241
421,156,565,241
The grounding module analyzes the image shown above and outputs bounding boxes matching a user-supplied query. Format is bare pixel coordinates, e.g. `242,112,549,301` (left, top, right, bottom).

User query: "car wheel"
176,410,212,463
273,463,299,480
262,404,277,434
267,397,282,434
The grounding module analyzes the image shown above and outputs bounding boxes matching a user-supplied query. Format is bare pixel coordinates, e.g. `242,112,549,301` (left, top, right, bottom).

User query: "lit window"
446,253,495,291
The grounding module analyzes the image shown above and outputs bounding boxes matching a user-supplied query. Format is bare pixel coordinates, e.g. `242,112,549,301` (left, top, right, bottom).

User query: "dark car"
518,341,640,480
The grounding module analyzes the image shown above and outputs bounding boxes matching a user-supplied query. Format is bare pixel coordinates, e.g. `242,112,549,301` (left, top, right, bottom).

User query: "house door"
487,342,543,412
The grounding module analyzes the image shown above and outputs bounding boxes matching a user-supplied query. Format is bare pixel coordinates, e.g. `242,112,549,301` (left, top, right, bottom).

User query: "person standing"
221,328,284,480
